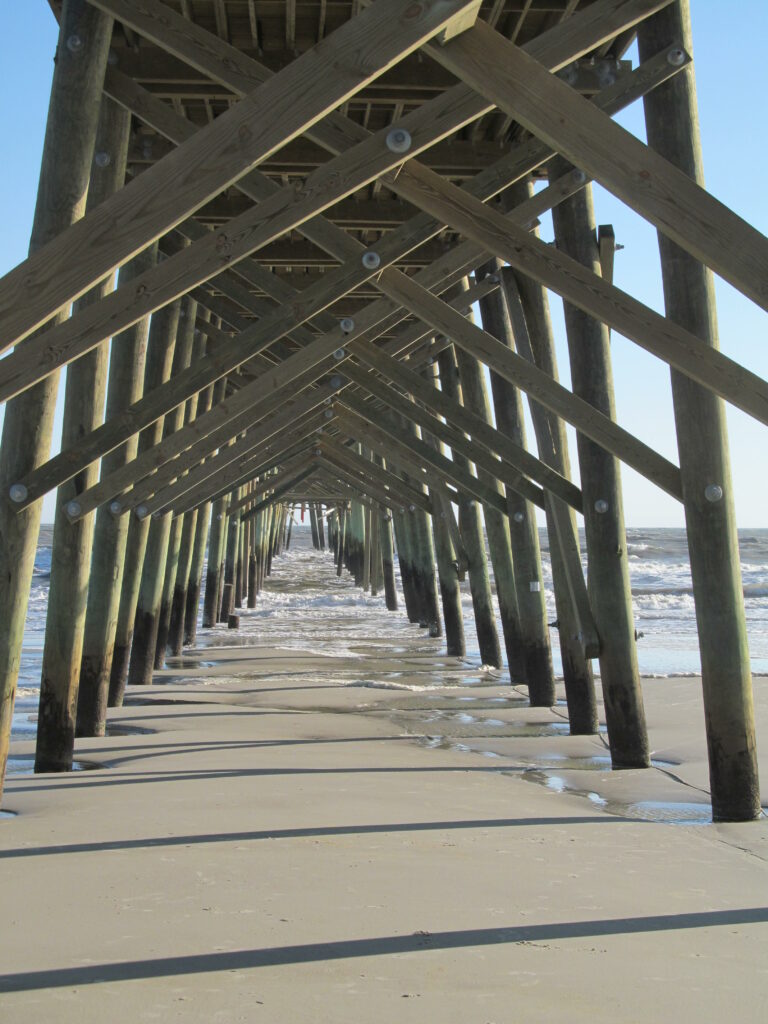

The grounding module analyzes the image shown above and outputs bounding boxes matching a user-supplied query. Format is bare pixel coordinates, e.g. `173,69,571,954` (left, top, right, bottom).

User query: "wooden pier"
0,0,765,832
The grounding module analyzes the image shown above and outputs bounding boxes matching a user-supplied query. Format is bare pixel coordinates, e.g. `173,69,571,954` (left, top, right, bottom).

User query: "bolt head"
667,47,686,66
361,250,381,271
66,500,82,519
94,151,111,168
324,408,333,419
135,504,149,520
514,511,524,523
594,499,609,514
330,375,343,389
333,348,346,361
386,128,412,154
109,500,122,515
704,483,723,503
66,34,83,54
9,483,28,504
339,318,355,335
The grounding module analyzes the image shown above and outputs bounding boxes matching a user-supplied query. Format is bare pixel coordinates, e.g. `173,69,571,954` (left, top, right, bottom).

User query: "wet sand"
2,551,768,1021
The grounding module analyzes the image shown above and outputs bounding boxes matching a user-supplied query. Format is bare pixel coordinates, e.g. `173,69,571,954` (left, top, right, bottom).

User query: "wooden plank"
14,44,681,507
389,160,768,427
378,267,684,500
427,18,768,312
0,0,479,349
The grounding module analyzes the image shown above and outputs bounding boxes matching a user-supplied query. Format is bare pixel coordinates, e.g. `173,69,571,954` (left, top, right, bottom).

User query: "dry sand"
2,642,768,1020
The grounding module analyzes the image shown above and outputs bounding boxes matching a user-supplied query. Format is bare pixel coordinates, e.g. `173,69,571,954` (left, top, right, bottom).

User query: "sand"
2,638,767,1019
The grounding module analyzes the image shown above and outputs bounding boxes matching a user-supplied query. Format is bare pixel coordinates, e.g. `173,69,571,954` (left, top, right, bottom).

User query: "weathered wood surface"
429,17,768,312
388,160,768,427
0,0,478,349
11,15,680,507
378,267,683,499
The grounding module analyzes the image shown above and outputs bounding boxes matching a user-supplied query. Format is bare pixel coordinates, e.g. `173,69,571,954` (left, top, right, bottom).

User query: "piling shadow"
1,908,765,992
0,814,623,858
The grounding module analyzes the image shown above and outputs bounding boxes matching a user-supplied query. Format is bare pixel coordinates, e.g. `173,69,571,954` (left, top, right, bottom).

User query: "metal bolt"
572,168,587,185
109,500,122,515
386,127,412,154
324,409,333,419
340,318,355,334
409,505,416,513
333,348,346,361
135,504,149,520
94,151,111,168
667,47,686,66
594,499,609,514
704,483,723,503
323,397,332,405
66,34,83,54
485,273,499,284
361,250,381,271
9,483,28,504
314,448,322,456
330,375,343,389
66,500,82,519
513,511,524,523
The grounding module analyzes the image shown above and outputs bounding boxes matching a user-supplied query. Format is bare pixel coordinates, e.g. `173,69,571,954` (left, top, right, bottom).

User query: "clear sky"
0,2,766,527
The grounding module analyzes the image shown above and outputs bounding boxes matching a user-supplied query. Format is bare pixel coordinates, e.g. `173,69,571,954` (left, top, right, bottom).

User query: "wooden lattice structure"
0,0,764,821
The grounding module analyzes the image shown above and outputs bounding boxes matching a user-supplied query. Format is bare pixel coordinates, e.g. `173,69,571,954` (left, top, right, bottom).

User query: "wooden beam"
349,339,580,510
11,32,681,509
0,0,479,348
341,361,546,510
377,267,684,500
336,404,511,519
427,18,768,312
387,160,768,427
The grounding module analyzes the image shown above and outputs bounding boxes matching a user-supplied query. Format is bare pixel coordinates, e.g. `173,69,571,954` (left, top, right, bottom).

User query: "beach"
1,531,767,1020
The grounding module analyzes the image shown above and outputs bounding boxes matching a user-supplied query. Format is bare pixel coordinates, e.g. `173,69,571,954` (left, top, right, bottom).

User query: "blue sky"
0,2,766,527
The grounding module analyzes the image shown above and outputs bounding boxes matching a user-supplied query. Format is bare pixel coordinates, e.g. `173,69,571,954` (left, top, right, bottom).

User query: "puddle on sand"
0,809,17,819
5,756,102,777
162,659,219,669
106,723,156,736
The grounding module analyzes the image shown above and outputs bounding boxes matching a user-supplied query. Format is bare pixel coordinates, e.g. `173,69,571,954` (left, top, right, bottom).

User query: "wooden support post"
185,501,211,646
222,494,241,620
349,499,366,586
380,509,398,612
108,296,180,703
309,504,320,549
183,373,225,643
316,504,326,550
500,227,598,733
392,511,418,624
478,259,556,705
454,286,526,681
437,345,501,668
0,0,113,792
551,159,650,767
34,96,130,764
165,316,207,656
235,503,245,607
336,506,347,578
362,506,372,592
369,509,383,598
639,2,759,819
126,296,190,684
203,495,228,627
419,380,466,656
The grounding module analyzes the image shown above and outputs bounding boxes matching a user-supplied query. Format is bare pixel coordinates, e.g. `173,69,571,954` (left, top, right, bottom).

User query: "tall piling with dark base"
109,296,180,705
221,496,241,621
479,258,555,705
34,96,130,768
380,511,398,612
0,0,113,792
392,510,420,623
184,502,211,646
126,297,190,686
336,506,348,578
437,346,502,667
454,293,526,680
203,496,228,627
77,244,156,735
550,161,650,767
639,1,759,819
502,256,598,734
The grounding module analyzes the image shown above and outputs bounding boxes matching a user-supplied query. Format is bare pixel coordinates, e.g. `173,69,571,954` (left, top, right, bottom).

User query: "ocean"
10,525,768,747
